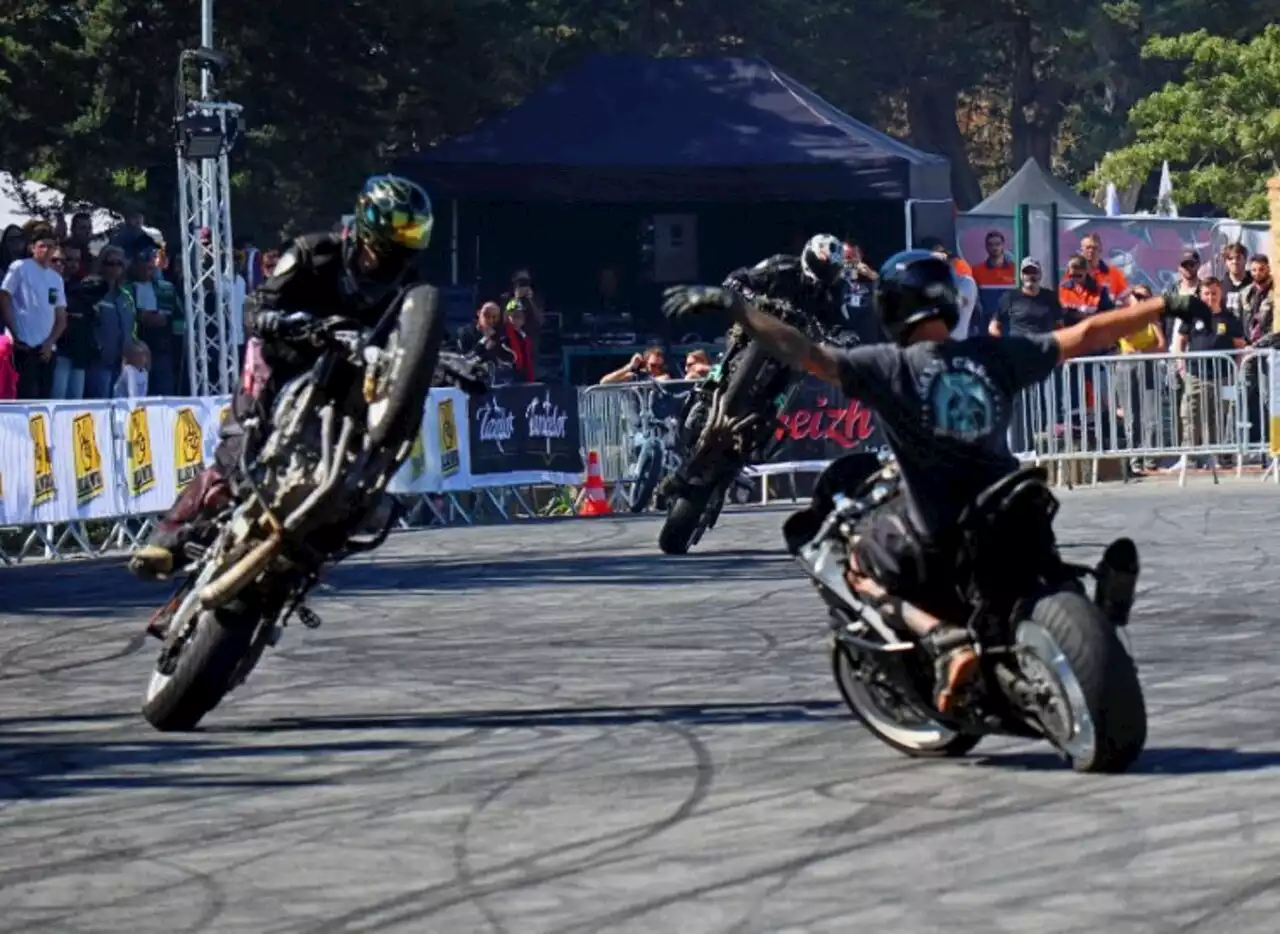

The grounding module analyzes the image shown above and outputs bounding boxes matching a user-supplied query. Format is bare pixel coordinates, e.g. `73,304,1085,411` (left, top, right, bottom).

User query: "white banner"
0,385,606,526
387,387,474,493
49,402,122,521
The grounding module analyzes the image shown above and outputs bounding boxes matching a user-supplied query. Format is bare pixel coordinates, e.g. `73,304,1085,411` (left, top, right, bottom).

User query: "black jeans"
14,344,54,400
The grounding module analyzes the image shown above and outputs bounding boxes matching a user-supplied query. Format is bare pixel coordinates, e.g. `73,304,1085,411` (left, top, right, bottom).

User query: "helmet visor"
388,211,433,250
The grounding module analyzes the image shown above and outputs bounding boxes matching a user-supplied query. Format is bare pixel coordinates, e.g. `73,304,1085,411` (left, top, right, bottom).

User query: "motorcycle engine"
257,375,328,520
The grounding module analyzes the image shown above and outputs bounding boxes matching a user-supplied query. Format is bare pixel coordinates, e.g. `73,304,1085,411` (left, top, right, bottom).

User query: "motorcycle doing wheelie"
140,287,453,732
658,296,822,554
793,453,1148,773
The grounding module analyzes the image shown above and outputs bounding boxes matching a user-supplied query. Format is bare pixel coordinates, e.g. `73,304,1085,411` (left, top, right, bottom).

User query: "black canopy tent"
400,54,951,204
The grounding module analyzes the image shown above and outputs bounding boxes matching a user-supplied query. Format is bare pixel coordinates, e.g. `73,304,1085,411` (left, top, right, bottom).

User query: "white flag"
1104,182,1122,217
1156,161,1178,217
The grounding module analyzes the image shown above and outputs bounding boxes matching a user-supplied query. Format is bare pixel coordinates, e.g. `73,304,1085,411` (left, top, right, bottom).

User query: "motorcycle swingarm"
986,659,1060,742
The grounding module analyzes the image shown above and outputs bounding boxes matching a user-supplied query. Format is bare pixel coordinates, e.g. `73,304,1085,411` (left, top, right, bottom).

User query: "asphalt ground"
1,479,1279,933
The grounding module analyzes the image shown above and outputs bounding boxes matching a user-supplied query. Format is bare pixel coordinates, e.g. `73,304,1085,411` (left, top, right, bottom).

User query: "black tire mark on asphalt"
451,747,575,934
313,723,716,933
0,726,500,889
569,762,1195,931
0,630,148,683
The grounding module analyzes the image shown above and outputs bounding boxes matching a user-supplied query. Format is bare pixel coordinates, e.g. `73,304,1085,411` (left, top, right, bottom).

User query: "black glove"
661,285,736,320
434,352,489,396
1164,292,1212,327
249,309,314,340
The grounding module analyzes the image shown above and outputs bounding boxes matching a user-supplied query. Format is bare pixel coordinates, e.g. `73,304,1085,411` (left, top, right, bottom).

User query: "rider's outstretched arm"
727,290,843,385
1053,294,1190,362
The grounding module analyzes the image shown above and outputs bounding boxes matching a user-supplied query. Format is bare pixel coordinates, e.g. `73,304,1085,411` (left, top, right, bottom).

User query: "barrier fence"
1,348,1276,563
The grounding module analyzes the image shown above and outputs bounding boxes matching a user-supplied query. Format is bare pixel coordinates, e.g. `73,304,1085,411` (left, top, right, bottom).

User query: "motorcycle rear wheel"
832,642,982,758
1015,591,1147,773
658,484,711,555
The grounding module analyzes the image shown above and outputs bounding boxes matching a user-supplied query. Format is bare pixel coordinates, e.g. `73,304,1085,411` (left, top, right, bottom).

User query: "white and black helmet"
800,233,847,288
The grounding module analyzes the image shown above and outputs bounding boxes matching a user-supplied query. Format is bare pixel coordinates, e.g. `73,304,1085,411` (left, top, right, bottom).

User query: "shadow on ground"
327,549,797,593
219,699,847,735
975,746,1280,775
0,712,429,801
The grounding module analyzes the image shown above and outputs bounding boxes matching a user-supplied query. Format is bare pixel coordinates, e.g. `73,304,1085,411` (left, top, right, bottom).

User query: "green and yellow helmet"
353,174,434,255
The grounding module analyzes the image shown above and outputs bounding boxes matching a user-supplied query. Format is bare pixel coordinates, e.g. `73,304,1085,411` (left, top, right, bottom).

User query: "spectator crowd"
974,230,1275,470
0,213,274,404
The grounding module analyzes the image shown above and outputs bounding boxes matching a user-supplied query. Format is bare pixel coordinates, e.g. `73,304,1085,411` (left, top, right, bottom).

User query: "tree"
1096,25,1280,219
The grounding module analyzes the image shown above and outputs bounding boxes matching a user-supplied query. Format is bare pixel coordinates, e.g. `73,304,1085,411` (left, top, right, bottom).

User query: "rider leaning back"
128,174,437,582
663,250,1212,713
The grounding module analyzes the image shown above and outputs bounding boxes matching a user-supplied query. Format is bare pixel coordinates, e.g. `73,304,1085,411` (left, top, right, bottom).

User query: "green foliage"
1096,25,1280,219
3,1,1279,232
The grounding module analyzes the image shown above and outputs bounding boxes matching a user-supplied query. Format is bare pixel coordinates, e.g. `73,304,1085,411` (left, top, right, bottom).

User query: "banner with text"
769,377,886,463
467,383,585,487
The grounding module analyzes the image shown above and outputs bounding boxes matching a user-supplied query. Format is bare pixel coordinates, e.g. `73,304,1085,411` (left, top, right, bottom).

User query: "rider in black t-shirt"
662,249,1212,713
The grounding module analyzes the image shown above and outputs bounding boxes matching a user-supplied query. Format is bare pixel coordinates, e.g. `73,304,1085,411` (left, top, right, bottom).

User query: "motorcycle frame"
196,292,412,611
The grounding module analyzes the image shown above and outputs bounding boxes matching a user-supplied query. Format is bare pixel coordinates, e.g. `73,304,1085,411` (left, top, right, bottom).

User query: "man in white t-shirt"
0,225,67,398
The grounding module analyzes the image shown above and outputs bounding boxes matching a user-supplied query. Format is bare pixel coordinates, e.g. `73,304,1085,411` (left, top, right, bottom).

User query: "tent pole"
903,199,915,250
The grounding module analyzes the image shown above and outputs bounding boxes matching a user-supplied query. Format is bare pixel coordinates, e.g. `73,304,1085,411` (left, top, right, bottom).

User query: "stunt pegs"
579,450,613,517
1095,537,1139,627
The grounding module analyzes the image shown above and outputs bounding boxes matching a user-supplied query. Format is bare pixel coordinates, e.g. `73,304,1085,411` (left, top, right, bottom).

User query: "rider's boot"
1094,537,1139,626
128,467,233,581
923,626,980,715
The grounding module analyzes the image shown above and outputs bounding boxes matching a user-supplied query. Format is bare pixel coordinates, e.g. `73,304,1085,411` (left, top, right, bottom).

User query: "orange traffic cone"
579,450,613,516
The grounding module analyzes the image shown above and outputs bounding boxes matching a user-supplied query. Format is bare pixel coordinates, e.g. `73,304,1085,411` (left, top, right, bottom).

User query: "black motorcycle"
658,296,822,555
140,286,461,732
792,453,1148,773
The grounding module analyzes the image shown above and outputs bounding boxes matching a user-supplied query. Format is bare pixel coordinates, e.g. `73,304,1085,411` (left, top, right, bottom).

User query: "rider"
722,234,851,335
662,249,1211,713
128,174,438,582
677,233,850,463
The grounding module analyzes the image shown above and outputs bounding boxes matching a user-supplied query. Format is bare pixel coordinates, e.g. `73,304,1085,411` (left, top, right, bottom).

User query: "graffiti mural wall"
958,214,1272,295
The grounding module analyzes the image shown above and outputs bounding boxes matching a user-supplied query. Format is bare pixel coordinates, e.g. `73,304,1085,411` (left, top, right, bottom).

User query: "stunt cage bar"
173,1,243,399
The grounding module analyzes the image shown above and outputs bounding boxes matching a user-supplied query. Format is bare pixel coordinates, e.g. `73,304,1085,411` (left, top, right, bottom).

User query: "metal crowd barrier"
1010,349,1278,486
4,352,1276,565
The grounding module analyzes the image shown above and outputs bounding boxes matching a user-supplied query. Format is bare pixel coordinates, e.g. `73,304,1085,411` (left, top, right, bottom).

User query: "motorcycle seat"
957,466,1051,531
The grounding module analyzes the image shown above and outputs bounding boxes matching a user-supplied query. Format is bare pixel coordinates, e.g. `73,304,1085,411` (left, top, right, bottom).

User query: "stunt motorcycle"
141,287,469,732
658,296,823,554
792,453,1147,773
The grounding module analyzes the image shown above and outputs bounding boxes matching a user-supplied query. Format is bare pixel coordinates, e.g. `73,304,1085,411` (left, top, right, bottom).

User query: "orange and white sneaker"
927,627,980,715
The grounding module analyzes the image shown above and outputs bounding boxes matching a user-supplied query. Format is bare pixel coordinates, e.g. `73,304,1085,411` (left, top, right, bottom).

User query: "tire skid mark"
314,723,715,932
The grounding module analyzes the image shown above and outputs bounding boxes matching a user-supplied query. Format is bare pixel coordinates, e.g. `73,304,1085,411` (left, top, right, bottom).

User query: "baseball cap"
1020,257,1042,273
1181,249,1201,265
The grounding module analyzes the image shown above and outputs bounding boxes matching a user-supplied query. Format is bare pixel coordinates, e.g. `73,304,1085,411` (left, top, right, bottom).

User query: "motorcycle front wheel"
831,642,982,758
658,483,712,555
365,284,446,452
